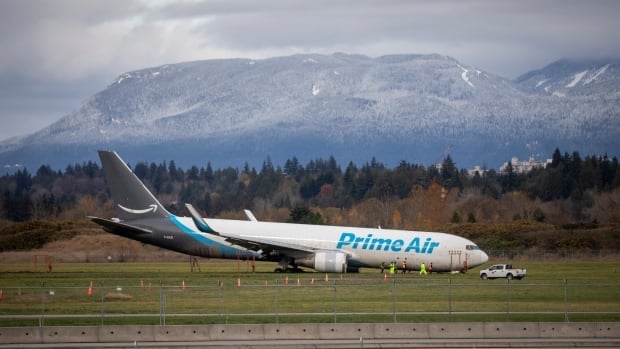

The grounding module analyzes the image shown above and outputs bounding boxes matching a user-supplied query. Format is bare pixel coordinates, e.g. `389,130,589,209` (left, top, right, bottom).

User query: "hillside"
0,220,188,264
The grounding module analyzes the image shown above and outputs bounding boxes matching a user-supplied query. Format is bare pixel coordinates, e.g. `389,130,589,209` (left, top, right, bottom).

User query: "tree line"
1,148,619,229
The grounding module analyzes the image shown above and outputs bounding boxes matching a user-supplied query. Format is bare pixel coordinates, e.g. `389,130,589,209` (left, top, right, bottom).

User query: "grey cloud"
1,0,619,140
0,0,146,78
168,0,620,77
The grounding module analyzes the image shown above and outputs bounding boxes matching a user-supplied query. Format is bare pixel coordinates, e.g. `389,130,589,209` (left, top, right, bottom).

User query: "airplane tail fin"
98,150,170,221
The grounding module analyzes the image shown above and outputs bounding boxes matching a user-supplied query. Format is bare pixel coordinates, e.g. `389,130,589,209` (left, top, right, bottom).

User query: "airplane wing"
218,231,319,260
183,204,339,260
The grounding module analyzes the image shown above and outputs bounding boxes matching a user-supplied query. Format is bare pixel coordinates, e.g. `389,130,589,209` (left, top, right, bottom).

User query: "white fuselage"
175,216,488,272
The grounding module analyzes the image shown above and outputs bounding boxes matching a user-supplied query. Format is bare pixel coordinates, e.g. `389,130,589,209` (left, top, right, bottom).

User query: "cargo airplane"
91,151,489,273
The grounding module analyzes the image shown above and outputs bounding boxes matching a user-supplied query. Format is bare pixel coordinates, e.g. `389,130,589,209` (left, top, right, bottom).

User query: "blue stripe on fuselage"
169,214,246,257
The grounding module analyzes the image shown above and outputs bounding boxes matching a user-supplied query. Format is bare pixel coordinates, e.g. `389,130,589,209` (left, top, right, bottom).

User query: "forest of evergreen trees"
1,149,619,230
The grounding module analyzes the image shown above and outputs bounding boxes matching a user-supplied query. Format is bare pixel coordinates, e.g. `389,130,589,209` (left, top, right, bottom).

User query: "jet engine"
297,251,348,273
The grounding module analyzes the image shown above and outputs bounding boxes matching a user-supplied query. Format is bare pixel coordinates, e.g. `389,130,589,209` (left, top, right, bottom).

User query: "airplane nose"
480,250,489,264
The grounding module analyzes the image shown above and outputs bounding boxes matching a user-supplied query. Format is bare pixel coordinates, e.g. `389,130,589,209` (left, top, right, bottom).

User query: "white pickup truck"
479,264,526,280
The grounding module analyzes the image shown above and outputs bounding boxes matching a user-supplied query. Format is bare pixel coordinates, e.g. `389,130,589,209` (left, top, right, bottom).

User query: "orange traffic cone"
384,273,388,281
147,282,152,293
264,280,269,287
237,278,241,287
0,288,3,300
325,273,329,282
87,281,93,296
297,278,301,286
181,280,186,290
285,276,289,285
310,278,315,285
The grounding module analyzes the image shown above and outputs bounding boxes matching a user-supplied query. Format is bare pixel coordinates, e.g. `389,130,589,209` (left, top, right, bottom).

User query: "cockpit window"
466,244,480,250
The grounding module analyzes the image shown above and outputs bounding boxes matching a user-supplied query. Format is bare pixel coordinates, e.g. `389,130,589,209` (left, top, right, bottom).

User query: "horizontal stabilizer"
89,216,153,235
185,204,218,234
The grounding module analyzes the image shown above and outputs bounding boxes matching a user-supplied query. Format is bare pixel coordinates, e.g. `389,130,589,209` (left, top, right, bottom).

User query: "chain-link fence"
1,277,619,326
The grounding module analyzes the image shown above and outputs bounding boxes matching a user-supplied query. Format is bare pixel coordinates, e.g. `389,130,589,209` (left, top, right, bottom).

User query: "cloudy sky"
1,0,619,141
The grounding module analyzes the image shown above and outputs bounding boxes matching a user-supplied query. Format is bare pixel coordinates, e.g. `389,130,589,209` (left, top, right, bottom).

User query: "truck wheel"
507,273,513,280
480,273,488,280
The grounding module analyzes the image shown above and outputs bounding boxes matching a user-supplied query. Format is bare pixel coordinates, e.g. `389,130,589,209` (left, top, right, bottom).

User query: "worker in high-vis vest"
389,261,396,274
419,262,427,275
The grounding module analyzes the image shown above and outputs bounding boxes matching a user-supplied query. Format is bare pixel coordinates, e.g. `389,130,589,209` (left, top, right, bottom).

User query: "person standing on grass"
420,262,427,275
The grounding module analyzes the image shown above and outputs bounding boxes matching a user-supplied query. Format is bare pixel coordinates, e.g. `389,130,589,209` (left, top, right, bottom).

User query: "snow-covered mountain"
1,53,618,171
516,58,620,97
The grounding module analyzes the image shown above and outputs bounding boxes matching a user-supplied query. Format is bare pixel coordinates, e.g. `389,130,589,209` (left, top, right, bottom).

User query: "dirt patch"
104,292,134,301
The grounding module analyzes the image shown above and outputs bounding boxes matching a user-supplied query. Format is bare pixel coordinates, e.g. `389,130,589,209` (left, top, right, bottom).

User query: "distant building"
466,165,487,177
499,156,551,174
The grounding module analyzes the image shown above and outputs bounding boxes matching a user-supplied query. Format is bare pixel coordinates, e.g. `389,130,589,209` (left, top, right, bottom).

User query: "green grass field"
1,260,619,326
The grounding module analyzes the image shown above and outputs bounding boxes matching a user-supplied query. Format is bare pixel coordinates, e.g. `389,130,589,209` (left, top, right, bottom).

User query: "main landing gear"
274,267,305,273
274,256,304,273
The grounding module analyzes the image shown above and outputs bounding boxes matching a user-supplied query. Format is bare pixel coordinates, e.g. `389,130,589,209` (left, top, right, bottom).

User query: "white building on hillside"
499,156,551,174
467,165,487,177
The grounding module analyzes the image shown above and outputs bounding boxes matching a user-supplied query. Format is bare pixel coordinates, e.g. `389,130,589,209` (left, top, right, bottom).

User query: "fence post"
275,279,279,324
40,282,45,327
100,281,104,325
333,280,337,324
217,280,223,322
563,279,569,322
392,276,397,323
448,278,452,321
506,278,511,320
159,280,165,326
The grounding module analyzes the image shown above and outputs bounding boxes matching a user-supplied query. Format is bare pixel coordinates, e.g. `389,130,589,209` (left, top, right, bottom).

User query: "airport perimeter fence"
1,277,619,327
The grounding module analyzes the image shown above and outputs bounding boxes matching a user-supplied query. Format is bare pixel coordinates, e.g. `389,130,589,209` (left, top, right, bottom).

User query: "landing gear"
274,256,303,273
274,267,305,273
